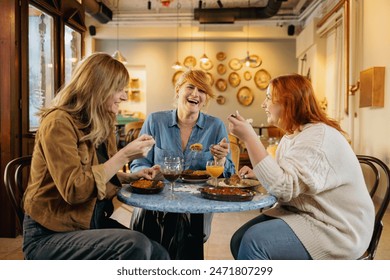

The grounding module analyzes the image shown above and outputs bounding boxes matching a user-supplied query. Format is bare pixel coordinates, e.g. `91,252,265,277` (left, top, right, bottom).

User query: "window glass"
64,25,81,84
28,5,54,131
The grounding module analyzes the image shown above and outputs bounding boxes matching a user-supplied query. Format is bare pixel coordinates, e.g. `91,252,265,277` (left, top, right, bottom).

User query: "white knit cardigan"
253,123,375,259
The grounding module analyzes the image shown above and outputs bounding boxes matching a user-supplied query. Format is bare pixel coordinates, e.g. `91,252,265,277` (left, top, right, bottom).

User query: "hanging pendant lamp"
240,0,258,67
112,0,127,64
172,2,182,70
200,22,209,63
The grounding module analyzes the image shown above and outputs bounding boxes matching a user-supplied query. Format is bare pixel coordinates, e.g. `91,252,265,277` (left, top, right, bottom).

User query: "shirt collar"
169,109,205,129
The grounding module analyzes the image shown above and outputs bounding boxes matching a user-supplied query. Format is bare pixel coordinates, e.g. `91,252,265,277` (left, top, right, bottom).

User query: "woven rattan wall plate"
215,78,227,92
244,71,252,81
237,86,254,106
228,58,242,71
183,56,197,68
217,64,227,75
216,52,226,61
206,72,214,86
172,70,184,86
200,60,213,71
228,72,241,88
254,69,271,90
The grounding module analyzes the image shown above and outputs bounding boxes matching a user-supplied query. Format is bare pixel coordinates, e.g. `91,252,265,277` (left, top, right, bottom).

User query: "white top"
253,123,375,259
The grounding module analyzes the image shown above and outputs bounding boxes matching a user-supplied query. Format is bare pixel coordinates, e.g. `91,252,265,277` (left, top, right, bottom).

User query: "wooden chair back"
124,121,144,144
3,155,32,229
357,155,390,260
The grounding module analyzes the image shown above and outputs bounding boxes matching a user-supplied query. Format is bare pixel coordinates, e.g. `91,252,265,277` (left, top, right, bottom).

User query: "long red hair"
270,74,344,135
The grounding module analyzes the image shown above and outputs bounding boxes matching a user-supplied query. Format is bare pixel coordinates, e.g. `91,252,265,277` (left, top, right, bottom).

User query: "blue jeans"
230,215,312,260
23,215,170,260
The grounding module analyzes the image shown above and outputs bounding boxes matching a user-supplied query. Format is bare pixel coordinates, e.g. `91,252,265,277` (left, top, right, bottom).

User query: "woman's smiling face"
106,88,127,114
177,82,207,113
262,85,283,126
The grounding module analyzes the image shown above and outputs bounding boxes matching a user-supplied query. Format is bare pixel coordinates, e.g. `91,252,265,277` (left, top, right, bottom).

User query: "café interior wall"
353,0,390,165
93,39,297,130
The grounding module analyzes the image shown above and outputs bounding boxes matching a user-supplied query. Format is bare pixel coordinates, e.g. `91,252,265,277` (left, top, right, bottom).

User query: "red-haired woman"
228,74,374,260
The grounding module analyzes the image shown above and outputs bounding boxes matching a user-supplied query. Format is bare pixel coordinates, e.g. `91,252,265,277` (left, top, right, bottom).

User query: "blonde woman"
23,53,169,260
130,69,236,259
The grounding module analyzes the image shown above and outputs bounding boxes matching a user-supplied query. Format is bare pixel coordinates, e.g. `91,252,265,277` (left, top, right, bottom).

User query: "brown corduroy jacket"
23,109,117,232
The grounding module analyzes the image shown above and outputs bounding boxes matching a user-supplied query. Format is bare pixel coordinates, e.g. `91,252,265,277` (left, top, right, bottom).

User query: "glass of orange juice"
206,159,224,187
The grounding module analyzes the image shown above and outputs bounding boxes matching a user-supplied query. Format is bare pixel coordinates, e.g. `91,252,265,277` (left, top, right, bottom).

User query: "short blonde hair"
39,52,129,147
175,69,215,101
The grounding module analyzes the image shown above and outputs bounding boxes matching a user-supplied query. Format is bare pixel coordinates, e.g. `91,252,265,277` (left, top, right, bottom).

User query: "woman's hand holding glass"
206,159,224,188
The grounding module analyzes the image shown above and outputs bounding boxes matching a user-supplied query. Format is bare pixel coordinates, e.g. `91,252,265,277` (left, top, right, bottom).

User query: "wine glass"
161,156,183,199
206,159,224,188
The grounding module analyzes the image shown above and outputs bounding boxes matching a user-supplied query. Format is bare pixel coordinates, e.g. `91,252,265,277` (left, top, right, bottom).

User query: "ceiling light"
112,0,127,64
200,23,209,63
239,0,259,67
172,2,182,70
200,53,209,63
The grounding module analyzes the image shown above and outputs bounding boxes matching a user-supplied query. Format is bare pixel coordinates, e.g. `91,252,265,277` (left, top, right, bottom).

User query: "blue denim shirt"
130,109,235,177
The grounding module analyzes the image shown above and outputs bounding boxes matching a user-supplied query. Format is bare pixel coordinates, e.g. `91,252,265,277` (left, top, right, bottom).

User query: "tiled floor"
1,204,389,260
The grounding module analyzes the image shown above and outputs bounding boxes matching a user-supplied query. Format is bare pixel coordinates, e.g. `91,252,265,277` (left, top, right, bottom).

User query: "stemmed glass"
161,156,183,199
206,159,224,188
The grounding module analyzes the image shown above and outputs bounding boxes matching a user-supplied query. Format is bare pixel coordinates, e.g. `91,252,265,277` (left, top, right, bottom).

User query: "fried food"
181,169,209,179
131,179,163,189
190,143,203,151
202,187,250,196
229,174,241,185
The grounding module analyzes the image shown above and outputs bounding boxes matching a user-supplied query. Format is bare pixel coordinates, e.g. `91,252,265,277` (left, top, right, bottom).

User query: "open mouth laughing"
187,98,200,105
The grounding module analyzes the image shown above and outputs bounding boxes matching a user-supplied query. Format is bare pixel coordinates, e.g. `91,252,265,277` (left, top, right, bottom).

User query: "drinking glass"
206,159,224,188
161,156,183,199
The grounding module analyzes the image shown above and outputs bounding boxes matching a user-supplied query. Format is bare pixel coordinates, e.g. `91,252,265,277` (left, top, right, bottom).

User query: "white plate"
206,178,261,188
180,177,210,184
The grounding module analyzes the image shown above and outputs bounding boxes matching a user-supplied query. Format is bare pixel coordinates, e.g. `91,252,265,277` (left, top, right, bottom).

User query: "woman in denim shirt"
130,69,236,259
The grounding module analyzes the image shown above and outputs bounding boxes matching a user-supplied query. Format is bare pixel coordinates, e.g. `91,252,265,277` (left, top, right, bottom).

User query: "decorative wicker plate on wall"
215,78,228,92
254,69,271,90
249,55,262,68
237,86,254,106
228,72,241,88
216,51,227,61
216,95,226,105
200,60,213,71
206,72,214,86
172,70,184,86
228,58,243,71
217,64,227,75
183,56,197,68
244,71,252,81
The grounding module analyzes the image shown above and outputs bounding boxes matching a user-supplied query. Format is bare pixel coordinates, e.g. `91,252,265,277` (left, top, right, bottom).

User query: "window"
28,5,55,131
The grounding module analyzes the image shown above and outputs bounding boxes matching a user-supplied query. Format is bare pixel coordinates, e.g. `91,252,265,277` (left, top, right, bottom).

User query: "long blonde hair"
39,53,129,147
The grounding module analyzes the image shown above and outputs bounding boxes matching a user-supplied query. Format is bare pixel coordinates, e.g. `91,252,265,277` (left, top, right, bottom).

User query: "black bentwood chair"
3,155,32,229
357,155,390,260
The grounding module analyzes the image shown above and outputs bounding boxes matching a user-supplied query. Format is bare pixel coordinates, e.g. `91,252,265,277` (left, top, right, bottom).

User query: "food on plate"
201,187,252,196
228,174,241,185
181,169,210,179
131,179,164,189
190,143,203,151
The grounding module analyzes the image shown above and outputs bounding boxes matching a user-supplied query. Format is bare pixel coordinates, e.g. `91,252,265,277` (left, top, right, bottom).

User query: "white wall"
353,0,390,164
94,38,297,128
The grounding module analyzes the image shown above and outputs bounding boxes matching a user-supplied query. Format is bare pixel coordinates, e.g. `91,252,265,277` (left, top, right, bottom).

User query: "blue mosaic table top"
117,182,277,214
